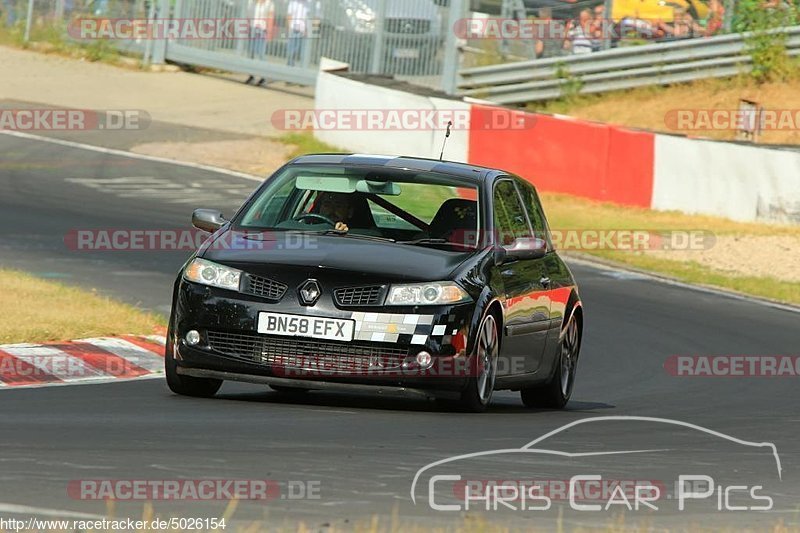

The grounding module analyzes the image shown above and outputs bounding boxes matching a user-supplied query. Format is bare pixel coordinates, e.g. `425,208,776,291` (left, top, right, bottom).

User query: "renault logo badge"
299,280,321,306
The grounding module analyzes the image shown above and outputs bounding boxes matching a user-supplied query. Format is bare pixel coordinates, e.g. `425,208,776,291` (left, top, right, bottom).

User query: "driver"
317,192,355,232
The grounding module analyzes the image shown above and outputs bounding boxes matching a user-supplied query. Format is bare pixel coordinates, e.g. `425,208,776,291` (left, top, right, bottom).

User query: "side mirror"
192,209,226,233
503,237,547,262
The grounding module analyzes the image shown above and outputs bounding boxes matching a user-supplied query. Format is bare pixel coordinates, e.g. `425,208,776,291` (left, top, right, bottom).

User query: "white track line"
3,130,795,314
0,502,107,519
566,254,800,314
0,129,263,182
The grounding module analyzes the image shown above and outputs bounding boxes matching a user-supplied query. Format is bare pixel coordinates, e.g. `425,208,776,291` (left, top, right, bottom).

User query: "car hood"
200,231,476,282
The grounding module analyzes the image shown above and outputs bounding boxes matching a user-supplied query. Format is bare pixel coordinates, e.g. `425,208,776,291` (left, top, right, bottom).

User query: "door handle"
539,276,551,288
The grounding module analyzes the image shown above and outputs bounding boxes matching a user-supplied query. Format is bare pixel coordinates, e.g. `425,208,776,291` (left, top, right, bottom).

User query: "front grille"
334,286,384,306
206,331,262,359
206,331,409,373
243,274,287,301
386,18,431,35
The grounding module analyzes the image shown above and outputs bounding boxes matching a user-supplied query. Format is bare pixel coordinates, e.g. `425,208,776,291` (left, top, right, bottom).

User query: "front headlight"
184,258,242,292
386,282,472,306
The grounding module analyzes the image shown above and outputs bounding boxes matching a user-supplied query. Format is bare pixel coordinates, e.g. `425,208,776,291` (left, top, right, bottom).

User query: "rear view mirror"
192,209,226,233
503,237,547,261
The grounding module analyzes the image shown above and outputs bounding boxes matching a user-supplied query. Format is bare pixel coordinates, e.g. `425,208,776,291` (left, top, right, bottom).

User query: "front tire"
165,332,222,398
458,313,499,412
521,311,581,409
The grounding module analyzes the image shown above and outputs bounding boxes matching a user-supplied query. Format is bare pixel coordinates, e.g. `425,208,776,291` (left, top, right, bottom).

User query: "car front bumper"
171,280,479,395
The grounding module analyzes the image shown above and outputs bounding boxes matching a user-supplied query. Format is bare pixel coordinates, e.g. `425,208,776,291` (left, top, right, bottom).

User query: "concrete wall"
314,70,800,224
315,70,471,162
652,134,800,224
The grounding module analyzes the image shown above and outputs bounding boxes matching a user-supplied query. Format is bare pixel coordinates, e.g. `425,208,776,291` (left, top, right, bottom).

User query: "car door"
492,179,550,376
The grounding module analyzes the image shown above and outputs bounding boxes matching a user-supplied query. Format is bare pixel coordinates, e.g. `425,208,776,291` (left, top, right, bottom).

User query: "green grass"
541,192,800,305
541,192,800,237
0,19,130,65
277,132,348,159
274,136,800,305
0,268,166,344
575,251,800,304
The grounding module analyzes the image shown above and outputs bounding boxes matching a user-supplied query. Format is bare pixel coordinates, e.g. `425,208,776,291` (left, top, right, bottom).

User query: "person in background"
667,8,703,39
533,7,564,59
652,7,699,40
246,0,273,86
286,0,309,67
590,4,607,51
564,9,594,54
703,0,725,36
2,0,16,27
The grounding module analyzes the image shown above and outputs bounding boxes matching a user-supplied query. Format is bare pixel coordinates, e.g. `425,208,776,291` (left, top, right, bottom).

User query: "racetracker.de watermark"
62,229,715,252
454,18,676,42
665,109,800,131
665,355,800,377
0,109,149,131
68,18,321,40
64,229,319,252
67,479,321,501
270,108,536,131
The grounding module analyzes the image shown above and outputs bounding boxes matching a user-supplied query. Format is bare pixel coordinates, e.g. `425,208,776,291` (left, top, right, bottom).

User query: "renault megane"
166,154,583,412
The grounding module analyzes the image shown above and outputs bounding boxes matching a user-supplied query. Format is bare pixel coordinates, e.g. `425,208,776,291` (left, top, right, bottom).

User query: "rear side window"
493,180,533,245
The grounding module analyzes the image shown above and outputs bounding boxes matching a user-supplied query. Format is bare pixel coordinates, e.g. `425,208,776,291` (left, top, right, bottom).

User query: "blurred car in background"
316,0,444,74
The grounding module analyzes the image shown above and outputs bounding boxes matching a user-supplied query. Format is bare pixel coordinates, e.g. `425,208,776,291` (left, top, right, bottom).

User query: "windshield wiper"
315,230,396,243
399,238,454,246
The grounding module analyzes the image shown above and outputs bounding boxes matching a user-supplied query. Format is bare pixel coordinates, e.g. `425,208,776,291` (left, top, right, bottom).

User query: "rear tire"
165,332,222,398
521,311,581,409
457,313,499,413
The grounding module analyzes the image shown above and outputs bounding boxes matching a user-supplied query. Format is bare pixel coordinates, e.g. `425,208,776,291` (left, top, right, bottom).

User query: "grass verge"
527,71,800,146
277,132,348,159
271,137,800,305
541,192,800,305
0,268,166,344
0,21,135,67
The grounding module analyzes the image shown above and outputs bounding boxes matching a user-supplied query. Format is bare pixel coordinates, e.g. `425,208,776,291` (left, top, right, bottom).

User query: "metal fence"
3,0,799,99
1,0,468,91
458,26,800,104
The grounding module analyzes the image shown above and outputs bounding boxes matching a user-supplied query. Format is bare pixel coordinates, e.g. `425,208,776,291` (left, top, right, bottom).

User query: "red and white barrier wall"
315,70,800,224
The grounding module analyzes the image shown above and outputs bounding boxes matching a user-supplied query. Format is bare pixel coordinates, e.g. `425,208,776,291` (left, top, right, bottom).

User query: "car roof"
289,153,504,185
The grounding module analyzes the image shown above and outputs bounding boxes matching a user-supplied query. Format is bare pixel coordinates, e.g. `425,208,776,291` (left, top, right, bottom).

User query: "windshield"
236,165,480,248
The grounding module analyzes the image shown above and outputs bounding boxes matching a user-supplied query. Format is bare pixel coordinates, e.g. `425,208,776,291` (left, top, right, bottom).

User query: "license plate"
393,48,420,59
257,312,354,342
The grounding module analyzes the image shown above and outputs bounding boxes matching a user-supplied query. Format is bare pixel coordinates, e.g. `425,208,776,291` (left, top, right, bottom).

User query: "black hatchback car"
166,154,583,412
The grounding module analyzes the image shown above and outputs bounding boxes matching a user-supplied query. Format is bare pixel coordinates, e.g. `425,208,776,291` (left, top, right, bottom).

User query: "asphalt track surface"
0,131,798,530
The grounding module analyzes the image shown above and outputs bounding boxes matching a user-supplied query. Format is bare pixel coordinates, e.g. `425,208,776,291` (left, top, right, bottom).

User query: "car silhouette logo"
299,280,321,306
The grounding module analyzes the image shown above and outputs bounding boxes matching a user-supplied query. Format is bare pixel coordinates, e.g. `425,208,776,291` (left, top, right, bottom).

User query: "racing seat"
429,199,478,246
346,193,377,229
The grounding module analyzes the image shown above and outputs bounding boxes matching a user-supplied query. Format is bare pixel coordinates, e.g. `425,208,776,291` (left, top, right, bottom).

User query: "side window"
516,180,548,240
493,180,533,246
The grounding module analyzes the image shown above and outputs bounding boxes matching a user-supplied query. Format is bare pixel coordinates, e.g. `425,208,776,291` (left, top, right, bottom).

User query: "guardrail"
458,27,800,104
